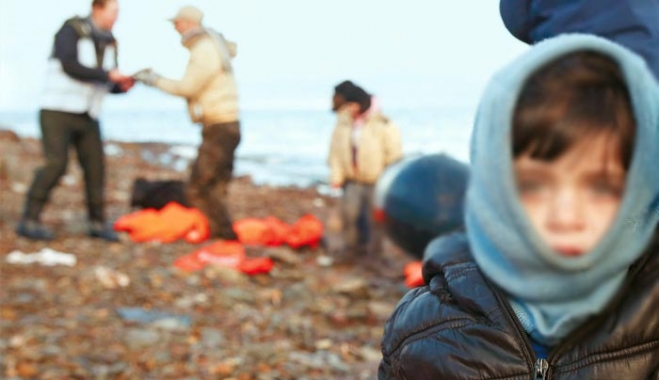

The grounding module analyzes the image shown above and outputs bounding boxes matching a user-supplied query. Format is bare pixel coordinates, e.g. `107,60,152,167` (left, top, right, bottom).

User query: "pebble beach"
0,129,414,379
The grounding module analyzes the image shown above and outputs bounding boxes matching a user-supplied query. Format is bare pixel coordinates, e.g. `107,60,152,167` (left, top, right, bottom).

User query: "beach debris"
113,202,210,244
116,307,193,330
94,266,130,289
286,214,324,249
332,279,370,299
174,240,245,272
10,182,27,194
173,240,274,275
267,247,302,265
6,248,77,267
232,214,323,249
234,216,290,246
316,254,334,267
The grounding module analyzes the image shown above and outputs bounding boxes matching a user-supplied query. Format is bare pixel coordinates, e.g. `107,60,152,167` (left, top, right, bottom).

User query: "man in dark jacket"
499,0,659,81
16,0,133,241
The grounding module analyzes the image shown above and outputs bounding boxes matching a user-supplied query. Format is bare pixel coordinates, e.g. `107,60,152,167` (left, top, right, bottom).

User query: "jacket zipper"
493,289,547,379
534,358,549,379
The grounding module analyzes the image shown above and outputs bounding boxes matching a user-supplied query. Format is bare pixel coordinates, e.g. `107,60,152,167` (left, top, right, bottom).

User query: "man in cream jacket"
135,5,240,240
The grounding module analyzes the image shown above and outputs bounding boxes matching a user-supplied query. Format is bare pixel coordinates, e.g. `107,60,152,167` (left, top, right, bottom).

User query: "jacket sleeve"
55,23,110,83
378,356,396,379
378,285,431,379
327,124,345,186
499,0,534,44
154,41,216,98
383,121,403,166
227,40,237,57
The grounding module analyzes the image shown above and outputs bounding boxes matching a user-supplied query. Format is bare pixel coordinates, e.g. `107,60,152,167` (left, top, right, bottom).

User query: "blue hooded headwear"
465,34,659,345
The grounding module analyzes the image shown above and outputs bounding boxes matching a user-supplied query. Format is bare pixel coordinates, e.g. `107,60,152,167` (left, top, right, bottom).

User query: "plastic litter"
95,266,130,289
6,248,77,267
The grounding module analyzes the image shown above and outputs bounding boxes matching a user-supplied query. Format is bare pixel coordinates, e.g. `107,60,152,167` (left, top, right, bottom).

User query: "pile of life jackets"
233,214,323,249
114,202,210,244
114,203,324,275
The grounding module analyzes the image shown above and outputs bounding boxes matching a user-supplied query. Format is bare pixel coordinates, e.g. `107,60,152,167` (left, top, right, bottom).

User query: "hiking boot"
88,221,120,242
16,220,55,241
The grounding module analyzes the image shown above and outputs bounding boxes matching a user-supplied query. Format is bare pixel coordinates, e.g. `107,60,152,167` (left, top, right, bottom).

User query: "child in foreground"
379,34,659,379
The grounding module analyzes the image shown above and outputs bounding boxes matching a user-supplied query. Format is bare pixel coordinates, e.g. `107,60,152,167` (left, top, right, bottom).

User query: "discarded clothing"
6,248,77,267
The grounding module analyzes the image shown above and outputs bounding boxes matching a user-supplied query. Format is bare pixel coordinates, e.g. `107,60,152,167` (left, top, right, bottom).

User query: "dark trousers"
23,110,106,222
187,121,241,239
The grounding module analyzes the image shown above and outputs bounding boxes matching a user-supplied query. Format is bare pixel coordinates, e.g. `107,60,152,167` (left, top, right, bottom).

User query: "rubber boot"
87,202,119,242
16,197,55,241
16,220,55,241
88,220,120,242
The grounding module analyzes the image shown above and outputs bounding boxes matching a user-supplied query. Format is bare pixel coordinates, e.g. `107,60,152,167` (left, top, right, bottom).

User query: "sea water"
0,106,474,188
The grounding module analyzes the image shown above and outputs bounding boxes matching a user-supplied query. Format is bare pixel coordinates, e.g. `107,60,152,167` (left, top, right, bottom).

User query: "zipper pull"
534,358,549,379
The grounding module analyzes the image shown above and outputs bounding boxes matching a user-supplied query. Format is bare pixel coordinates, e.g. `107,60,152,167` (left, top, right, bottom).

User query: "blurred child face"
332,93,346,112
332,94,362,117
514,134,626,257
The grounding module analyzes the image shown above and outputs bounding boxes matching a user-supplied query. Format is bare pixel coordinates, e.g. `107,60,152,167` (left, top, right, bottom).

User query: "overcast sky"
0,0,528,111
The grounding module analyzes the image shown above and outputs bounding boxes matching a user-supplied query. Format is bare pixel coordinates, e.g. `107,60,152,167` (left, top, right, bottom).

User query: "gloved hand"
132,68,161,86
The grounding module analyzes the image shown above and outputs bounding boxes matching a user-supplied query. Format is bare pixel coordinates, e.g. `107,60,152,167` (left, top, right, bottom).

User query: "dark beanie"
334,80,372,113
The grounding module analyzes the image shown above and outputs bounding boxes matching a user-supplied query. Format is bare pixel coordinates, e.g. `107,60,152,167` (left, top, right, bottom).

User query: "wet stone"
124,328,161,348
200,327,226,349
223,287,256,304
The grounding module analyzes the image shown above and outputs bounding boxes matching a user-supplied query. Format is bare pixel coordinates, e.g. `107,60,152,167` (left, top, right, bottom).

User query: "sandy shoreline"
0,129,412,379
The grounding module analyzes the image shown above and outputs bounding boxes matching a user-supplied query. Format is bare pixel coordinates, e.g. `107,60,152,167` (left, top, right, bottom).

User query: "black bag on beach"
130,178,190,210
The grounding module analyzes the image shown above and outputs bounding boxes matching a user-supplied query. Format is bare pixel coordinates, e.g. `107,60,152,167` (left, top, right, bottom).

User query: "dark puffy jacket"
379,232,659,379
499,0,659,81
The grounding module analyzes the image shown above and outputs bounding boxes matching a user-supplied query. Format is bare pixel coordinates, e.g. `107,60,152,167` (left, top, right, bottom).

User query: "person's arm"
327,124,346,188
54,23,110,83
378,356,396,379
109,45,133,93
499,0,534,44
55,23,133,92
383,121,403,166
226,40,237,58
154,41,216,98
